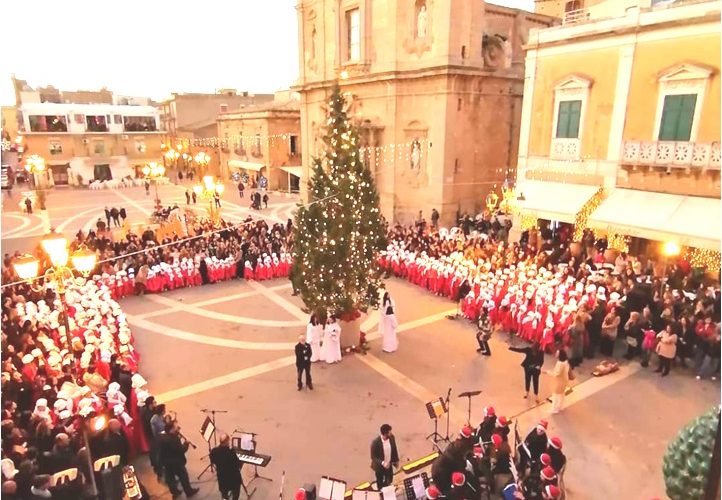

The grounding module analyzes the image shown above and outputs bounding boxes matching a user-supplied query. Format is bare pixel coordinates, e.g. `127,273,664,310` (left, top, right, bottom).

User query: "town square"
1,0,720,499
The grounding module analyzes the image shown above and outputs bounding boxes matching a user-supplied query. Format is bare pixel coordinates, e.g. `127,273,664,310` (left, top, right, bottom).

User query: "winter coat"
655,331,678,359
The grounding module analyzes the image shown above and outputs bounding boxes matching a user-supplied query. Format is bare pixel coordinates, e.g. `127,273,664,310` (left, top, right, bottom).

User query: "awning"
228,160,264,172
280,166,303,177
588,189,721,250
516,181,600,223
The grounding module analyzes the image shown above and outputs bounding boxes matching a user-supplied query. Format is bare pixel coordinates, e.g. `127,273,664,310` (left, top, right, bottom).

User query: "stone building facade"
294,0,554,225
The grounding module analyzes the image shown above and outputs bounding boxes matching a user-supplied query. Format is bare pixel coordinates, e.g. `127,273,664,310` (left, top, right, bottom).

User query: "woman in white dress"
307,313,323,362
323,314,343,364
380,292,399,353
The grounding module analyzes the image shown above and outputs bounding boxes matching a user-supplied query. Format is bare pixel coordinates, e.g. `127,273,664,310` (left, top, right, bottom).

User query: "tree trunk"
339,315,364,350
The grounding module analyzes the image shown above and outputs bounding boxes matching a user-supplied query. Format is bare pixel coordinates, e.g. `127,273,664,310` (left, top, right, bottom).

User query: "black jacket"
158,432,189,467
509,346,545,371
209,445,242,491
370,435,399,473
295,343,312,367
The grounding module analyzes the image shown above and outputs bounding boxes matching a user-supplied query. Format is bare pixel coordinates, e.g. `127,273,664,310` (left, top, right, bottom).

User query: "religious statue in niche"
482,33,509,69
416,4,428,39
410,139,422,172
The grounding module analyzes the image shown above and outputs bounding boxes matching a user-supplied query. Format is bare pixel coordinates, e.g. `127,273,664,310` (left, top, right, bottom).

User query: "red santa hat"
549,436,562,450
472,445,483,457
536,420,549,433
484,406,495,418
544,485,561,499
425,485,441,499
541,466,556,481
496,416,509,427
540,453,552,466
294,488,306,500
491,434,503,449
460,425,474,439
451,472,465,487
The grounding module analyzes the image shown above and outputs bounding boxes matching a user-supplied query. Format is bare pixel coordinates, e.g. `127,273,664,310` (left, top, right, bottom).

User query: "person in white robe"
380,292,399,353
307,313,323,362
323,314,342,363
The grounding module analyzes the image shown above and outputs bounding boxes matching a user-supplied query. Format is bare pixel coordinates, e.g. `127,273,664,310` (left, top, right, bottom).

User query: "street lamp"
193,175,224,220
25,154,47,210
13,232,97,351
142,161,166,211
194,151,210,178
485,191,499,213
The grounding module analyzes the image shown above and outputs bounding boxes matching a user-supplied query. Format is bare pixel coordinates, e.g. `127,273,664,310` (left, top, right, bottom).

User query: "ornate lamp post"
485,191,499,214
193,175,224,220
24,154,47,210
13,232,97,354
164,147,180,172
193,151,210,178
142,161,166,211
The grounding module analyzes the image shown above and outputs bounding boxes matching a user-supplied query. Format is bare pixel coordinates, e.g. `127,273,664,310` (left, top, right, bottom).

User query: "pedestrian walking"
380,292,399,353
185,189,191,205
192,191,197,204
295,334,313,390
24,197,32,214
119,207,127,224
509,342,545,403
262,193,269,209
214,191,221,208
431,208,440,229
144,180,150,195
238,181,245,199
110,207,120,227
544,349,570,414
476,308,492,356
104,206,111,227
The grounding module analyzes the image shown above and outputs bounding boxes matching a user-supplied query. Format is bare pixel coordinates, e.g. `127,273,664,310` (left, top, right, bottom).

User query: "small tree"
291,84,386,317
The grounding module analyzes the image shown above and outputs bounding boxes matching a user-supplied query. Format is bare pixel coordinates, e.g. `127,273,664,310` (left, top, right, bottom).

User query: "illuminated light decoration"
663,241,681,257
607,232,630,253
684,247,721,274
573,187,604,242
520,214,538,232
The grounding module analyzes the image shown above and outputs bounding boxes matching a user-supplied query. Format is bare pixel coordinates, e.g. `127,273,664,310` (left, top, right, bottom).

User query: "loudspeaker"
303,483,317,500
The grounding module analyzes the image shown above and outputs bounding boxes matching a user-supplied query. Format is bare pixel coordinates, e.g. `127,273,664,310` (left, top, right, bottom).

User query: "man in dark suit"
295,335,313,391
209,433,249,500
158,421,199,498
370,424,399,489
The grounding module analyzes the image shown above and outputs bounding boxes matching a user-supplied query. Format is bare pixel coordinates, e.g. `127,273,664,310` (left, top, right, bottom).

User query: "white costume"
380,297,399,353
307,319,323,362
322,321,342,363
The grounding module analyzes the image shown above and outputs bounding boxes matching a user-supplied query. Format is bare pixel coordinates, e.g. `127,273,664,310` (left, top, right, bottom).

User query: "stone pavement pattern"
2,186,719,499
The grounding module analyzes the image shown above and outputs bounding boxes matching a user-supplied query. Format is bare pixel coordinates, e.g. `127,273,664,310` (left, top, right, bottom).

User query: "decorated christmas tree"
663,406,720,499
291,84,387,319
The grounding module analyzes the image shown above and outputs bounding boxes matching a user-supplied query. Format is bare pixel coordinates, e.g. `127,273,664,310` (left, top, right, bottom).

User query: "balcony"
563,8,590,25
550,138,581,160
621,140,721,170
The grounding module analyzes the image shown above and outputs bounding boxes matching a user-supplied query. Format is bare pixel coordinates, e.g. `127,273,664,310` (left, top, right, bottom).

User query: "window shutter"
556,100,582,139
675,94,697,141
568,100,582,138
556,103,570,138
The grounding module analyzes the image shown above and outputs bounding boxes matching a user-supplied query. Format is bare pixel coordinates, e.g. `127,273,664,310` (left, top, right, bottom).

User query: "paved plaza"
2,186,719,499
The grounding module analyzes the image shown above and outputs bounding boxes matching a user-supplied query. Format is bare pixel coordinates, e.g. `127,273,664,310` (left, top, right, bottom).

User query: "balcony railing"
550,138,581,160
563,8,590,25
621,140,721,170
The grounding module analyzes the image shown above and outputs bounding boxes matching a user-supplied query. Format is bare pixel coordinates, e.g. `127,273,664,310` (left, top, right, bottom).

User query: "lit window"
346,8,360,62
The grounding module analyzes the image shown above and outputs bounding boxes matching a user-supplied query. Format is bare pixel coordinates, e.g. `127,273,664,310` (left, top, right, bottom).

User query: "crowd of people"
381,221,721,383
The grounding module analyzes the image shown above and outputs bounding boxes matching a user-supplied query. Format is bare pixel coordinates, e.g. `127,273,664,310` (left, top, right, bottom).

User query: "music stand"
425,397,449,448
457,390,482,424
318,476,346,500
233,429,272,485
197,408,228,480
402,472,430,500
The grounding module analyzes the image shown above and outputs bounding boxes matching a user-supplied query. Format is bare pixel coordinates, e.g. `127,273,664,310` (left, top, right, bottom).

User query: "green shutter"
659,94,697,141
556,100,582,139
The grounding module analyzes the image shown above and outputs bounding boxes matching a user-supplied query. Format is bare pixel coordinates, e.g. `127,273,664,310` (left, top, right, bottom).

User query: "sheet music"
318,478,333,499
411,476,425,499
381,485,397,500
240,434,254,451
330,481,345,500
201,418,215,442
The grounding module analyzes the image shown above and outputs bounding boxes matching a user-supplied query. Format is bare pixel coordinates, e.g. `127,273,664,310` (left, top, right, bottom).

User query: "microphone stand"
443,388,452,441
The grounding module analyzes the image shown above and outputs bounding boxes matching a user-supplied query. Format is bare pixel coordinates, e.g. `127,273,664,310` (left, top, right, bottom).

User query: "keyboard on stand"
236,452,272,468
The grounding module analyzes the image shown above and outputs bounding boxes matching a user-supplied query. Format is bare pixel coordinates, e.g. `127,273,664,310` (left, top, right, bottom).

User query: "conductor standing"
210,433,249,500
370,424,399,489
295,335,313,391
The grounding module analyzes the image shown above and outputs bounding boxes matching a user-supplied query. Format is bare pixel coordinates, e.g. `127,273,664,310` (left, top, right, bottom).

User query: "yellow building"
515,0,720,256
216,92,301,191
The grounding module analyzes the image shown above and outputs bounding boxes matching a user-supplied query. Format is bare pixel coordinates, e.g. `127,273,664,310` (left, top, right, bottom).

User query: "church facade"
294,0,555,225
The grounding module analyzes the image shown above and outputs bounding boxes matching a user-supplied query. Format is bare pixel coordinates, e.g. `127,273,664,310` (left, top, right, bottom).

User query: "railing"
550,138,581,160
563,8,590,24
621,140,721,169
